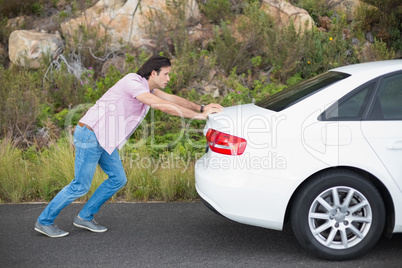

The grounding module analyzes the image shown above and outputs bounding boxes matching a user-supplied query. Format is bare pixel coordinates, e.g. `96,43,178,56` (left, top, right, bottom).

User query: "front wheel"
291,170,385,260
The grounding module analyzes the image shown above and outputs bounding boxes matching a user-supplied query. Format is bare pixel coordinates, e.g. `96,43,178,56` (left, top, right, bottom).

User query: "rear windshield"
255,71,350,111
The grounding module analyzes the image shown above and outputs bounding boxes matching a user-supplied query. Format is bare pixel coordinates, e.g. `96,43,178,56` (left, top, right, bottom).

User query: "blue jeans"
38,124,127,225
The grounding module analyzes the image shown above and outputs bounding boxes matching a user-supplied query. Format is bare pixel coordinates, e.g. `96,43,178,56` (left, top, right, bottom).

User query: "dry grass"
0,137,198,203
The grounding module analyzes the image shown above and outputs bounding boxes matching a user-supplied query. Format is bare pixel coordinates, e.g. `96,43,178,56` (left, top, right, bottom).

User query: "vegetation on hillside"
0,0,400,202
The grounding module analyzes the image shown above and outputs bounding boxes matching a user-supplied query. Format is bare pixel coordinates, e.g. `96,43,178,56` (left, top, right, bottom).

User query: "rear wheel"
291,170,385,260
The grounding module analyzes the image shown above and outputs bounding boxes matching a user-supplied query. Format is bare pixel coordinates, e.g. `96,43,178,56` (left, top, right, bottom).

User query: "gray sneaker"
73,216,107,233
34,221,69,238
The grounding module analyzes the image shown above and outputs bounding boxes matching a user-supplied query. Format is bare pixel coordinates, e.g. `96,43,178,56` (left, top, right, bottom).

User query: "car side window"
368,73,402,120
321,83,375,121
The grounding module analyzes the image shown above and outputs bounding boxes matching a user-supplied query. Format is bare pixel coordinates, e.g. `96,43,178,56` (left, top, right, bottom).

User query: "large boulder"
8,30,64,68
328,0,362,14
261,0,314,32
60,0,201,49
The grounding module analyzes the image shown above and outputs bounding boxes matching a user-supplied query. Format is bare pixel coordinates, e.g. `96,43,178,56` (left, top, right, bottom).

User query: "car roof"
330,59,402,76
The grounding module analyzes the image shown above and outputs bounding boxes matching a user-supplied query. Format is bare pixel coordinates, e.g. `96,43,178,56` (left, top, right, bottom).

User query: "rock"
261,0,314,32
213,89,220,98
351,37,359,45
6,15,58,34
8,30,64,68
6,16,28,28
61,0,201,49
365,32,375,43
103,0,126,8
328,0,362,19
207,69,217,82
372,25,390,41
343,28,351,39
188,22,214,46
204,84,217,93
319,16,331,31
101,56,126,76
359,41,374,61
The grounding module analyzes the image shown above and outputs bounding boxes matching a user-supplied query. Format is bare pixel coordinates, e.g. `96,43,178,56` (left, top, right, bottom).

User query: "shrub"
299,16,355,78
170,49,216,90
0,0,38,17
44,61,86,108
0,66,44,146
142,0,190,53
358,38,396,62
83,65,124,103
357,0,402,54
0,17,13,56
212,20,259,75
201,0,233,24
291,0,331,23
63,21,112,79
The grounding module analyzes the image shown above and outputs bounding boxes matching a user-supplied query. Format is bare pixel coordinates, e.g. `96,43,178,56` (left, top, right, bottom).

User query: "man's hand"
196,103,223,120
203,103,223,112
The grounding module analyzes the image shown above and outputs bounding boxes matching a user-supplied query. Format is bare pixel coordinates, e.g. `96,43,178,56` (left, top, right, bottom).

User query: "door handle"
387,141,402,150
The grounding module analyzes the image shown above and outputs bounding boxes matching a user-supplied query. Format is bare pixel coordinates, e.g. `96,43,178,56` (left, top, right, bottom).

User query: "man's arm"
153,89,223,113
153,89,201,112
136,92,221,120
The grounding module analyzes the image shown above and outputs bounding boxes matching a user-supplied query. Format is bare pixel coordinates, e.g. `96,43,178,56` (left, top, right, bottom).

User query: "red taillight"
206,128,247,156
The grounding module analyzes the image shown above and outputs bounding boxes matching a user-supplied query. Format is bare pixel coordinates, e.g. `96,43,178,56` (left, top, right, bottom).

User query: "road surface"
1,202,401,267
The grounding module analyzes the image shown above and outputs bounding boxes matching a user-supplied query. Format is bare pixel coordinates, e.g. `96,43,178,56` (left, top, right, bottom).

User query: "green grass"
0,139,36,202
0,137,198,203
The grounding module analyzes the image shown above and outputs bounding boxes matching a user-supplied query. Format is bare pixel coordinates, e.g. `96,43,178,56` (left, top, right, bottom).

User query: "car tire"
291,169,385,260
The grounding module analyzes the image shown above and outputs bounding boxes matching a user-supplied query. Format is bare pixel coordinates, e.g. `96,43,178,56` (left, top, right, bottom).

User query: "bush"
201,0,233,24
0,66,44,146
170,49,216,90
212,21,247,74
291,0,331,23
44,61,86,108
83,65,124,103
0,0,38,17
358,38,396,62
357,0,402,54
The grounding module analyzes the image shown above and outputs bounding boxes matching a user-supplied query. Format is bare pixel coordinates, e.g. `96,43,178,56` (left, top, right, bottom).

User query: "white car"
195,60,402,260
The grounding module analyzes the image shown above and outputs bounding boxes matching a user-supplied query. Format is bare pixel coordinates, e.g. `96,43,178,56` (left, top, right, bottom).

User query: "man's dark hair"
137,55,171,80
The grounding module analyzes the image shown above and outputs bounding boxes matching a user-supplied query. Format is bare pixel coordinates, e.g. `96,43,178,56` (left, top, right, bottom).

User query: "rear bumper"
195,155,291,231
199,195,225,218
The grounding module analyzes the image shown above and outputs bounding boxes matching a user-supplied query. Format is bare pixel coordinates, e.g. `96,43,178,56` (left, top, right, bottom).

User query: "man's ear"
150,70,157,77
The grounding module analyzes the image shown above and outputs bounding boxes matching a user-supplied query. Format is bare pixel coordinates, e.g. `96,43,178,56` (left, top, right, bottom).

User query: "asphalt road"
1,202,402,268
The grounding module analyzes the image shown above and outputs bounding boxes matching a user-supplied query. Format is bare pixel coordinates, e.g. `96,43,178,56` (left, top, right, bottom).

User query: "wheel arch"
284,166,395,237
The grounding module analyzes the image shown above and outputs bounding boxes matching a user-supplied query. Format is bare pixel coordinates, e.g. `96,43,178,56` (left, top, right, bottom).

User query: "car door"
361,72,402,186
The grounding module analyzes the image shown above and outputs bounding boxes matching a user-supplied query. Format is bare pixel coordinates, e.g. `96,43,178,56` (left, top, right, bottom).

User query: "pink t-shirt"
80,73,152,154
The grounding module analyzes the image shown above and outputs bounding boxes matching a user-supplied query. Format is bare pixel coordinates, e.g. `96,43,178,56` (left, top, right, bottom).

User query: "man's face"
152,66,171,89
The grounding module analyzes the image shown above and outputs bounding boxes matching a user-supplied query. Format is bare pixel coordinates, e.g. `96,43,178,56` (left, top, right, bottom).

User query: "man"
35,55,222,237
